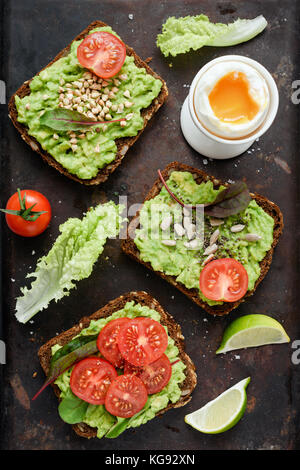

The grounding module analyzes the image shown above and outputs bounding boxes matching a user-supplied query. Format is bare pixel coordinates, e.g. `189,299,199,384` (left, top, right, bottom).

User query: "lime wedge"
216,314,290,354
185,377,250,434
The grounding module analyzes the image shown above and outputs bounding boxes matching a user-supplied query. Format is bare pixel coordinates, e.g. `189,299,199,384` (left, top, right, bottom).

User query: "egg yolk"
208,71,260,124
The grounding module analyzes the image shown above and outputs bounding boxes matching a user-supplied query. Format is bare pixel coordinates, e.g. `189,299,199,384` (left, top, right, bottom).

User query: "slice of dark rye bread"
8,21,168,186
122,162,284,317
38,291,197,439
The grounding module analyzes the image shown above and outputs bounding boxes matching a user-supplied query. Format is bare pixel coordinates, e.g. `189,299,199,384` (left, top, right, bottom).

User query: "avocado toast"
38,291,197,439
122,162,283,316
8,21,168,185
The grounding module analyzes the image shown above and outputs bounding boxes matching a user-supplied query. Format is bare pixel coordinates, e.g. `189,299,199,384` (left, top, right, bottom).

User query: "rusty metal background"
1,0,300,450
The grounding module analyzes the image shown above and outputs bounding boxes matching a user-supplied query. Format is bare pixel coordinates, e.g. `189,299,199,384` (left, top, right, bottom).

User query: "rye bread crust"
38,291,197,439
121,162,284,316
8,21,168,185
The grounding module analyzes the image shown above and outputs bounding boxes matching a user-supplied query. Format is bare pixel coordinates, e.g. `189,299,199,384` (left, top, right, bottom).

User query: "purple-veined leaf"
40,108,123,131
32,336,98,400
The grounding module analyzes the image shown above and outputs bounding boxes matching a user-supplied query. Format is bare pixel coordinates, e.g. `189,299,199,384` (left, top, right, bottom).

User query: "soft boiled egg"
194,61,270,139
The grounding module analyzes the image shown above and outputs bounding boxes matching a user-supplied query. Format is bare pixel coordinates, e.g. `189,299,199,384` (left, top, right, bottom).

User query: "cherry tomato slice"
117,317,168,367
97,317,130,368
70,357,117,405
105,374,148,418
77,31,126,79
4,190,51,237
199,258,249,302
124,354,172,394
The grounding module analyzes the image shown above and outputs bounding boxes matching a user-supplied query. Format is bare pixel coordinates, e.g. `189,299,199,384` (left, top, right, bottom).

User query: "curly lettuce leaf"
157,14,267,57
15,202,125,323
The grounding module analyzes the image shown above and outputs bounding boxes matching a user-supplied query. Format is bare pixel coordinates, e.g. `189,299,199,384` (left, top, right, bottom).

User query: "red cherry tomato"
124,354,172,394
117,317,168,367
199,258,249,302
77,32,126,79
97,317,130,368
105,374,148,418
2,189,51,237
70,357,117,405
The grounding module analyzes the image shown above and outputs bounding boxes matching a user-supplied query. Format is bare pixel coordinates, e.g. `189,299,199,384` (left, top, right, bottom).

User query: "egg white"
194,61,270,139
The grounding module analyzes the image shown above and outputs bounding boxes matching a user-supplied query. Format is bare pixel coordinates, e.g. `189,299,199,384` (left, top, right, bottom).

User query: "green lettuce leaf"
58,388,89,424
156,14,267,57
15,202,125,323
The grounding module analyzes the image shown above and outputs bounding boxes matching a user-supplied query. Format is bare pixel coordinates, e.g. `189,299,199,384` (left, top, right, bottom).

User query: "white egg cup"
180,55,279,159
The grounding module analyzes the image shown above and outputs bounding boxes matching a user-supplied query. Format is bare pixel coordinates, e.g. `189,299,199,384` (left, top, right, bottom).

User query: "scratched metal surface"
1,0,300,450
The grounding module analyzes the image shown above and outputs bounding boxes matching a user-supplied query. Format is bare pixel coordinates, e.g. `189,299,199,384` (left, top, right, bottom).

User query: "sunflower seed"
244,233,262,242
183,216,193,230
203,243,218,256
174,223,185,237
160,215,173,231
162,240,176,247
209,217,224,227
184,239,199,250
186,224,196,240
202,254,215,265
182,206,191,216
231,224,246,233
210,229,220,246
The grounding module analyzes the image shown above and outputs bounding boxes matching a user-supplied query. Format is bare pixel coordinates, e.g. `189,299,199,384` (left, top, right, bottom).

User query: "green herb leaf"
50,334,99,367
32,337,98,401
105,399,152,439
58,388,89,424
40,108,122,131
205,182,251,218
158,170,251,217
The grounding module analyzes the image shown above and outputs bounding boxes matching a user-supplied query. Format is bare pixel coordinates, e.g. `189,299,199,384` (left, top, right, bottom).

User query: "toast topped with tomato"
122,162,283,316
37,291,196,439
8,21,168,185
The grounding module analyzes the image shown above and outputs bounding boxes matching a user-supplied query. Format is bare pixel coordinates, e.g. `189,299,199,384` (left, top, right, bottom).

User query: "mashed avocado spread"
134,171,274,306
53,301,186,439
15,27,162,179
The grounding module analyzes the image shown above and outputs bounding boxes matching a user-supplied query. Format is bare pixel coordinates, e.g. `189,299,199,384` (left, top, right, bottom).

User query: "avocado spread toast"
8,21,168,185
122,162,283,316
38,291,196,439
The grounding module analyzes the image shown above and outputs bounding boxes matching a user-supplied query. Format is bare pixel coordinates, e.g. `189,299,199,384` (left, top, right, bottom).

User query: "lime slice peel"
216,314,290,354
185,377,250,434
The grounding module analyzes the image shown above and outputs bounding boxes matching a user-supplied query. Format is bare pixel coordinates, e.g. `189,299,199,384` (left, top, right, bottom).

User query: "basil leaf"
58,388,89,424
40,108,121,131
105,399,152,439
32,337,98,401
